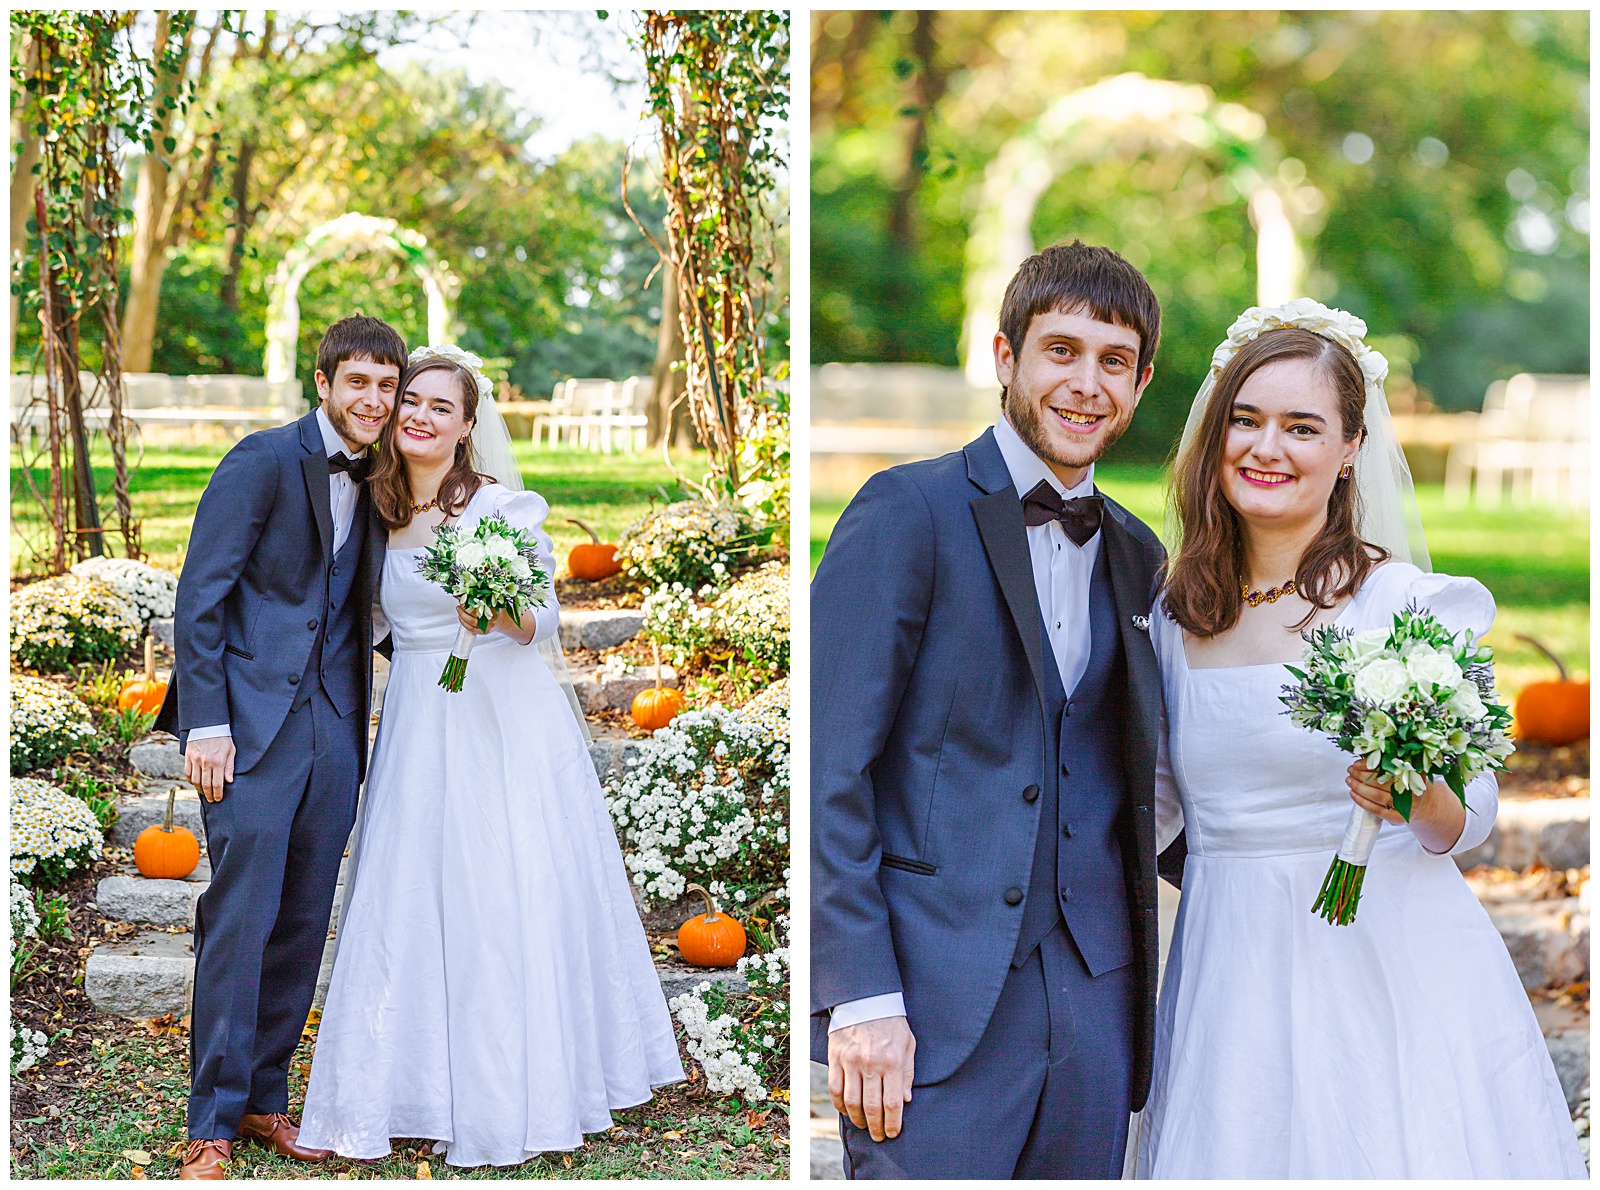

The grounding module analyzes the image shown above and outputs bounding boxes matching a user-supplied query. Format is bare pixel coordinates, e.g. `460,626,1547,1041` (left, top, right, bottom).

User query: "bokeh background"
809,9,1588,696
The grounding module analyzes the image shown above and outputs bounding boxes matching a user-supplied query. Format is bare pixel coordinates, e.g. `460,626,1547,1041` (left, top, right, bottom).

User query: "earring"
1340,464,1353,479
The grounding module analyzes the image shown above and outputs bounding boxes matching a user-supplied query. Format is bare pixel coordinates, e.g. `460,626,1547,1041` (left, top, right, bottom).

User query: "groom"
811,241,1185,1178
155,315,405,1179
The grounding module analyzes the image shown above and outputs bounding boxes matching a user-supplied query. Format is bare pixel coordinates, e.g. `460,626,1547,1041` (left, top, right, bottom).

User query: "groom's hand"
829,1015,916,1142
185,736,236,802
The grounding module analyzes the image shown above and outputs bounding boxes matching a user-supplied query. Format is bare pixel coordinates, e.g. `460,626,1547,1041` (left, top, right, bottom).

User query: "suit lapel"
1099,504,1161,785
969,484,1049,708
299,411,334,564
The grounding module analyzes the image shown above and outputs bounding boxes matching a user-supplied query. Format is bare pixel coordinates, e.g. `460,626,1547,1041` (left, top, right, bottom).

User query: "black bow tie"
327,451,371,481
1020,480,1104,546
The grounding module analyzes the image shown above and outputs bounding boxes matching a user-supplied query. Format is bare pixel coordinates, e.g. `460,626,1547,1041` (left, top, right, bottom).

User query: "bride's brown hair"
368,356,486,530
1163,327,1387,639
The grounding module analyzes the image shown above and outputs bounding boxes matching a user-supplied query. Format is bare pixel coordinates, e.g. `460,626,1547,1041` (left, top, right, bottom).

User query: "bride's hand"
455,603,535,645
1345,760,1408,825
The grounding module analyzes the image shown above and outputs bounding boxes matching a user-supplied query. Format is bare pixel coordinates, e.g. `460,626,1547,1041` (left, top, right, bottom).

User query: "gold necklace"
410,495,440,515
1241,578,1297,607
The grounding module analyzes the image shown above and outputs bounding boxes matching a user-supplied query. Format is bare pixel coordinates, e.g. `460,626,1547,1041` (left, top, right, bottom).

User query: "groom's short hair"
998,240,1161,378
315,315,408,384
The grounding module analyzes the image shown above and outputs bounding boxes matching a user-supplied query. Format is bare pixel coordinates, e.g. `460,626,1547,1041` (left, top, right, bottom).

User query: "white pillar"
1249,186,1300,307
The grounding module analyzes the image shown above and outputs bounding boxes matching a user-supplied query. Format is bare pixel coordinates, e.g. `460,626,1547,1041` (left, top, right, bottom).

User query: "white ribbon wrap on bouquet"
1335,804,1384,865
450,624,477,665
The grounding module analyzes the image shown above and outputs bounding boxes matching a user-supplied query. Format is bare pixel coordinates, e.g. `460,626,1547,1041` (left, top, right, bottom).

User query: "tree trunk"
649,258,696,449
119,10,192,373
9,34,41,362
882,11,948,361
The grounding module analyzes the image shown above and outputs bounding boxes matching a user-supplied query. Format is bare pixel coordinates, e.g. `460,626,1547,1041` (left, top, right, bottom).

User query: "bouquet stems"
440,625,476,692
1312,806,1383,926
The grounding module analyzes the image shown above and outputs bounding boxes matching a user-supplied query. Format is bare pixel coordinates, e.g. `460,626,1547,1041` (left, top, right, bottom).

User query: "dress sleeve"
490,487,560,645
1404,572,1501,855
1402,571,1497,644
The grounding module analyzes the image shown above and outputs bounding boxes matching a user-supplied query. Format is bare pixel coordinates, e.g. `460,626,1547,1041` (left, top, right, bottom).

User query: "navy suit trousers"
187,687,361,1139
840,921,1135,1180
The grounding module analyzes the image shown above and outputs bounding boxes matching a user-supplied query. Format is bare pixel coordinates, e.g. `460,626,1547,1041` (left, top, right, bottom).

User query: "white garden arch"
960,73,1299,385
263,213,459,383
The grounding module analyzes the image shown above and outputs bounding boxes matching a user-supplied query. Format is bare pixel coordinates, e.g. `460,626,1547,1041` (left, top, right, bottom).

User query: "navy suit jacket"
810,427,1184,1110
154,410,385,779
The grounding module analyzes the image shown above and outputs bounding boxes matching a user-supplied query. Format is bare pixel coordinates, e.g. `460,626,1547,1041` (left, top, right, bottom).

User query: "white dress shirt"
188,408,368,743
830,417,1104,1034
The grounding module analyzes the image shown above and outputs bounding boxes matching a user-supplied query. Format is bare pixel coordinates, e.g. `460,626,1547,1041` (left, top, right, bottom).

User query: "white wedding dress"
1137,561,1585,1179
299,483,683,1167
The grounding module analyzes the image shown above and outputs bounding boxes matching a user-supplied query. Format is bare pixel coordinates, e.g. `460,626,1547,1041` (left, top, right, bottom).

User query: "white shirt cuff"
828,993,907,1033
186,724,231,741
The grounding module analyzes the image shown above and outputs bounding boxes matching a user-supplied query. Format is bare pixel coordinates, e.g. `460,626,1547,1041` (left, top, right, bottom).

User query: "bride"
298,347,683,1167
1135,301,1584,1178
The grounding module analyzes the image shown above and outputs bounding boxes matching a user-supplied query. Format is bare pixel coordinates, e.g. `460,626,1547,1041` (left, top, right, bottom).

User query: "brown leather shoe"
237,1112,334,1162
179,1139,232,1180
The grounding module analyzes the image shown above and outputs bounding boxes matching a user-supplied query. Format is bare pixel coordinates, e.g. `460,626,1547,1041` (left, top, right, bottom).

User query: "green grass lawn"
12,1020,787,1180
811,465,1589,699
11,444,710,577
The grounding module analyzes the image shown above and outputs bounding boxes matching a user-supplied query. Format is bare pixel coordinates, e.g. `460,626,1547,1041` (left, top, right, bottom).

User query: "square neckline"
385,482,504,553
1177,566,1387,674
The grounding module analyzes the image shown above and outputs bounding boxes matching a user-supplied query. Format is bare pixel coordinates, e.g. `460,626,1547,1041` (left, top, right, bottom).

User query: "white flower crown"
1209,297,1388,391
409,343,494,402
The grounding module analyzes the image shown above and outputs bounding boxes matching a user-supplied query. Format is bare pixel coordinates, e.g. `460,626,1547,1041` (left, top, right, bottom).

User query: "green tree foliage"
812,10,1589,458
12,17,669,395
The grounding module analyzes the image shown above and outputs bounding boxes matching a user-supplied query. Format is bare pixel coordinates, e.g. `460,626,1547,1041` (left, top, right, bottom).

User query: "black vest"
293,503,367,717
1012,541,1136,974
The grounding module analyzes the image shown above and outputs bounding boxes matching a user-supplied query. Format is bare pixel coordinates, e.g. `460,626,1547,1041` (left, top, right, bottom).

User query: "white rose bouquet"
418,513,553,691
1281,604,1514,925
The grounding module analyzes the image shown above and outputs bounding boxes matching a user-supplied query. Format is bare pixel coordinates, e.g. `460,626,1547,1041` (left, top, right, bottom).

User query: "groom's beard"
1003,377,1131,474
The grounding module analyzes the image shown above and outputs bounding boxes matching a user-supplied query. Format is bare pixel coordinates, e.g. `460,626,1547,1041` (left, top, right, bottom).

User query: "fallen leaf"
769,1088,790,1103
129,1166,147,1180
663,1130,683,1140
746,1109,771,1128
121,1149,152,1165
415,1161,432,1179
563,1155,573,1169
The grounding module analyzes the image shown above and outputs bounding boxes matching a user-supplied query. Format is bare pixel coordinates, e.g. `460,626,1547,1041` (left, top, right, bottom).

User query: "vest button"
1004,887,1023,906
308,619,319,631
1061,762,1070,776
1060,886,1072,902
1022,784,1040,803
1062,823,1073,838
288,674,300,686
332,566,340,576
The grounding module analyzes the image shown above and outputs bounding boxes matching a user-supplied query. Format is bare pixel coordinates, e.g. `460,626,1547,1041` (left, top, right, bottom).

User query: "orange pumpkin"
1512,634,1589,746
566,518,622,582
118,636,167,714
677,883,747,968
134,787,200,880
632,641,686,730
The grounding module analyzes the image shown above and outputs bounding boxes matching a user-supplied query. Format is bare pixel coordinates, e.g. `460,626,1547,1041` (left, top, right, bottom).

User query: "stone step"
1534,999,1590,1112
573,664,678,713
658,966,749,1002
110,786,206,850
1456,796,1591,873
96,875,206,928
560,608,646,652
588,737,643,785
1481,897,1590,991
84,930,194,1021
128,736,184,779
